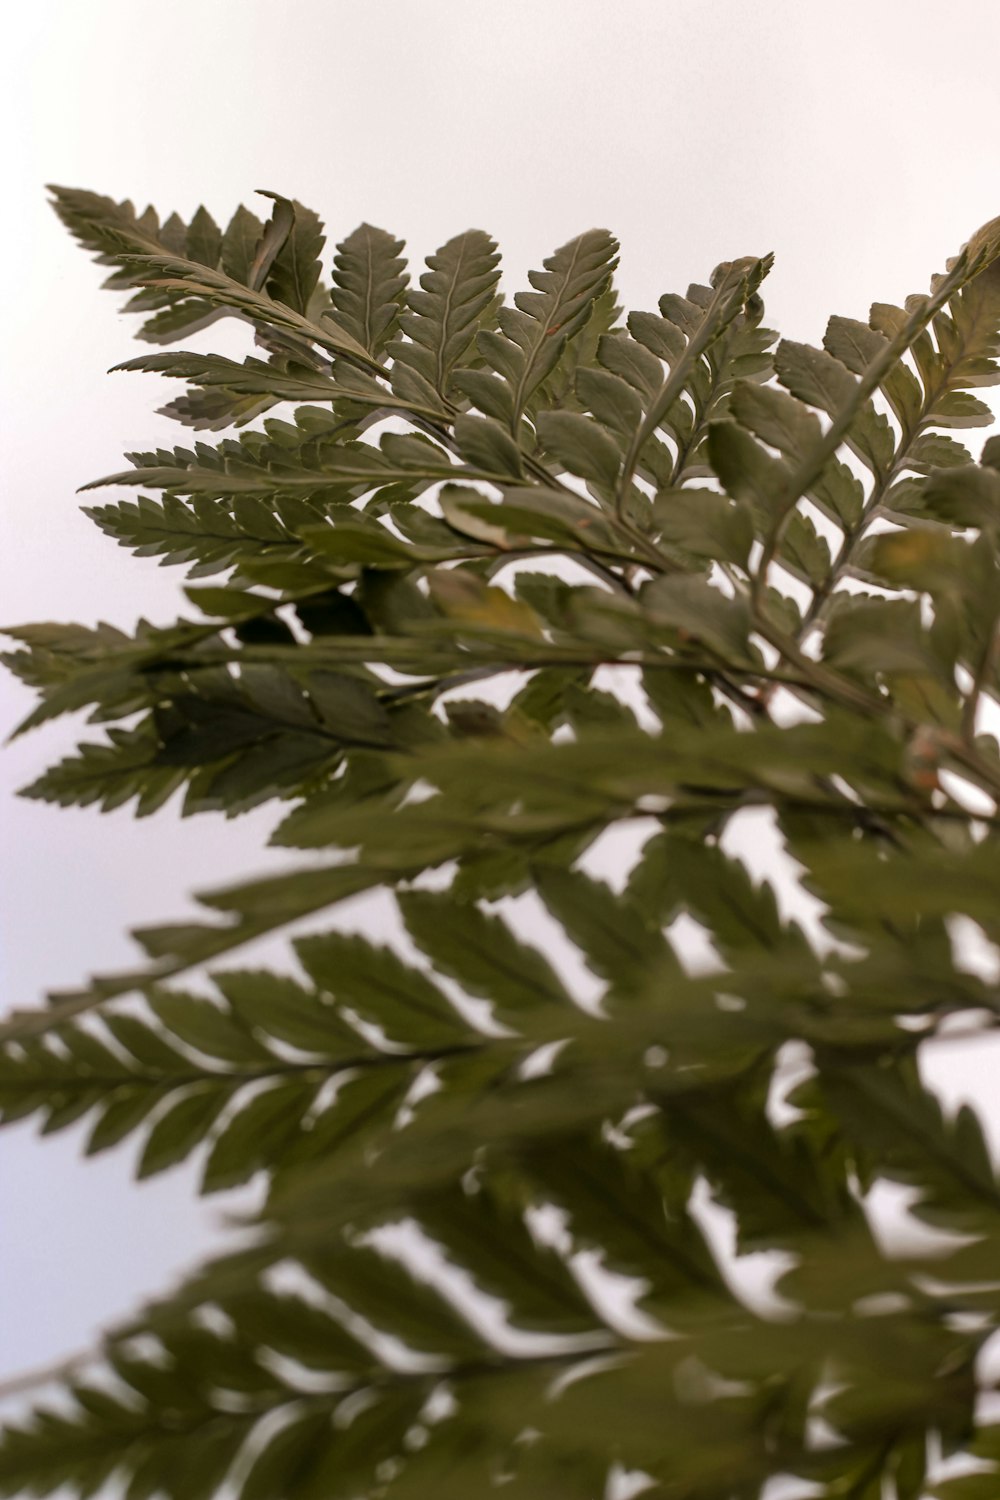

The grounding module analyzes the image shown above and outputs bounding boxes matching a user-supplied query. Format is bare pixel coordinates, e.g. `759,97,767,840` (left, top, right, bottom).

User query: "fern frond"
329,222,408,359
456,229,618,430
12,191,1000,1500
390,228,501,404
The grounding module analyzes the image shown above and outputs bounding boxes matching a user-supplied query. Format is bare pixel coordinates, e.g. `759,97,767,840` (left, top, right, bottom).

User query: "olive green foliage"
5,186,1000,1498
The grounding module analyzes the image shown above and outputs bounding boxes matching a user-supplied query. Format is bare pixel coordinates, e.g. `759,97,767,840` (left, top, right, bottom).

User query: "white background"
3,0,1000,1395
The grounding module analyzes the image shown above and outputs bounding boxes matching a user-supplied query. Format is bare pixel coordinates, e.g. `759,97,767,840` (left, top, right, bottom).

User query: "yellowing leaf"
426,570,544,636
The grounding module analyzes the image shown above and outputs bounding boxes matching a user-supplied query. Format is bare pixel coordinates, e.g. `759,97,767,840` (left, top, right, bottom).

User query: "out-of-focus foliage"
5,186,1000,1497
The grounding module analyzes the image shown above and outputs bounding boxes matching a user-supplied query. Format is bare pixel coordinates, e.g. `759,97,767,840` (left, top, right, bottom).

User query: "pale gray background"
3,0,1000,1397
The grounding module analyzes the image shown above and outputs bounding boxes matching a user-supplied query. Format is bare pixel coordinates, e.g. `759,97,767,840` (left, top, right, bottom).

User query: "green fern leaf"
258,193,326,315
329,221,408,358
391,227,501,401
460,229,617,428
11,191,1000,1500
